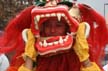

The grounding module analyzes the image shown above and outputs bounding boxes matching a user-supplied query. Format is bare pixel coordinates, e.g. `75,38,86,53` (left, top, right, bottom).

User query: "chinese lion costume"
0,0,107,71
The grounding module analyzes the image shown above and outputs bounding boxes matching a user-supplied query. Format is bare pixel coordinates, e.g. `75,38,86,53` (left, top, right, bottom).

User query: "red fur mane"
79,4,108,69
0,6,35,65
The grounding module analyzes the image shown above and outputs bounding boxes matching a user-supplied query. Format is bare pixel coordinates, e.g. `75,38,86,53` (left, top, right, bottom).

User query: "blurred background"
0,0,108,30
0,0,34,30
0,0,108,66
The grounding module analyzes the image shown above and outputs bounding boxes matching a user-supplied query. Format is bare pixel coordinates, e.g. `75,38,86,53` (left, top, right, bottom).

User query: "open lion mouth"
35,34,73,56
32,5,78,56
32,5,78,32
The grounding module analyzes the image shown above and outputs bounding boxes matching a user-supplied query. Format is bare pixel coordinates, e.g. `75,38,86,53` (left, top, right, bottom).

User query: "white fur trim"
22,29,28,43
84,22,90,38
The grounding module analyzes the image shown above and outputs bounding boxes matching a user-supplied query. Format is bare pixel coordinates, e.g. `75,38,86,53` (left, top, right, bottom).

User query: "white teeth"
61,13,70,25
34,13,71,30
66,35,69,39
48,43,53,46
53,41,59,45
40,14,45,18
61,13,65,17
64,35,69,41
39,36,70,47
45,14,50,17
34,17,39,29
57,13,62,21
35,13,69,23
35,25,39,30
67,32,74,36
34,17,37,24
39,42,43,46
59,37,63,44
64,39,67,42
36,15,40,22
43,40,47,47
67,32,70,35
51,13,56,16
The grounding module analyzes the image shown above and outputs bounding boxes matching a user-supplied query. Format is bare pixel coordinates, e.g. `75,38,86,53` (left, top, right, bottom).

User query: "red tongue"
45,36,65,43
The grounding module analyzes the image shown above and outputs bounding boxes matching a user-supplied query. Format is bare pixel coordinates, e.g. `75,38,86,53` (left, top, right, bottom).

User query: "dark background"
0,0,34,30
